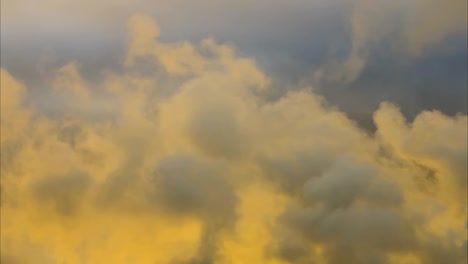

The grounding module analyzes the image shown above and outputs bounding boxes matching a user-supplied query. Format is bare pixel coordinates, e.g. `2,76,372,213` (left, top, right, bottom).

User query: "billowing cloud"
1,15,466,264
2,0,466,130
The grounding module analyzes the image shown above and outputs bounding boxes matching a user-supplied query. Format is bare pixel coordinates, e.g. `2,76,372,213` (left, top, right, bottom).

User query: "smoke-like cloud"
1,15,466,264
315,0,468,83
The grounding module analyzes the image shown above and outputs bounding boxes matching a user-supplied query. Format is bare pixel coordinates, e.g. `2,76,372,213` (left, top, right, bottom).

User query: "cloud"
275,156,415,264
1,15,466,264
316,0,468,83
403,0,467,56
2,0,466,132
154,154,237,263
31,171,91,216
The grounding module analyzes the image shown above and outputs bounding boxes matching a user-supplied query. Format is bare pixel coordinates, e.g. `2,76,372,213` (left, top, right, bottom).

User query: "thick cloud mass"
2,0,466,128
1,15,467,264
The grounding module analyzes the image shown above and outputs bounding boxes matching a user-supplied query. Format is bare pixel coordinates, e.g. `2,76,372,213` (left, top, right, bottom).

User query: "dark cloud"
280,206,417,264
189,104,246,159
259,150,333,195
32,172,91,216
154,154,238,263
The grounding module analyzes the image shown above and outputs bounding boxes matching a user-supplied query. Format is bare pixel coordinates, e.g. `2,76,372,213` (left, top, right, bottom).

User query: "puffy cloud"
0,69,31,144
375,103,468,206
1,15,466,264
2,0,466,132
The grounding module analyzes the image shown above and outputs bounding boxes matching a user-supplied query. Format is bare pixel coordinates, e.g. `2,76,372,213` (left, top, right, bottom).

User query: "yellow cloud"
1,15,466,264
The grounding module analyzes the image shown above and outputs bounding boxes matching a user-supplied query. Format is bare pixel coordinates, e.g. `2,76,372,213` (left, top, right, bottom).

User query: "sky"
0,1,467,264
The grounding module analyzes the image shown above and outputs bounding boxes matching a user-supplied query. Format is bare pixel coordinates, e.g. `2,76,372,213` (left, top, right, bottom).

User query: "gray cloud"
267,155,414,264
302,155,403,209
32,172,91,216
189,103,246,159
154,154,237,263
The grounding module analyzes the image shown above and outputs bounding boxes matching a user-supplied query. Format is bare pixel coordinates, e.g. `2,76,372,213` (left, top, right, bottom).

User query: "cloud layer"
1,15,467,264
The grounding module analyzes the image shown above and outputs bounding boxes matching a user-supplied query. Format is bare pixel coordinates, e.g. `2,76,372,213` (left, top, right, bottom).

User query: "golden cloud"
1,15,466,264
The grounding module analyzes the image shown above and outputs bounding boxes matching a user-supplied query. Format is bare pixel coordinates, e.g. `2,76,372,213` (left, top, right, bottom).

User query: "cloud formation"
315,0,468,83
2,0,466,129
1,15,467,264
